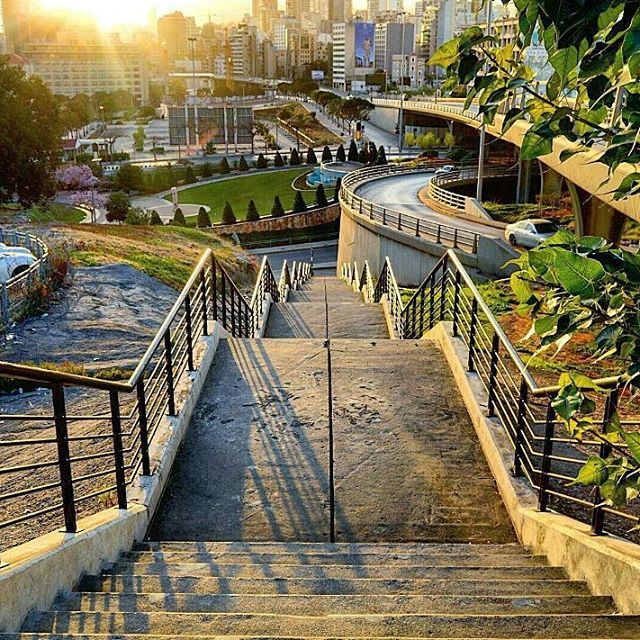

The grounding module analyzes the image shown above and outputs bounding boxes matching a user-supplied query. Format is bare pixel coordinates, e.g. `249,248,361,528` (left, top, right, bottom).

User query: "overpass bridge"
371,97,640,243
1,252,640,636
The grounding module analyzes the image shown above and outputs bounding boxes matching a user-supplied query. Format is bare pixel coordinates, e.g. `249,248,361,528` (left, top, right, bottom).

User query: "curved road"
354,172,503,239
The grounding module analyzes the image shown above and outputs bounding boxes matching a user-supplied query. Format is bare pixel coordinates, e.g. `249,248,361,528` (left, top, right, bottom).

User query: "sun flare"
38,0,153,29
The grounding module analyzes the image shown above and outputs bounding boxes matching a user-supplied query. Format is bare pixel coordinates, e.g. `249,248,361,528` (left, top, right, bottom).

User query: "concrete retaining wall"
427,323,640,614
213,204,339,236
0,326,225,633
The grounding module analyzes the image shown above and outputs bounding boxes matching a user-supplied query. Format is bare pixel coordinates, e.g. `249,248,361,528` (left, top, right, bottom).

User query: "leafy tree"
219,157,231,174
125,207,149,225
149,210,163,225
293,190,307,213
339,97,374,134
148,81,165,107
115,163,145,193
238,155,249,171
336,144,346,162
271,195,285,217
418,132,439,155
133,126,146,152
173,208,186,226
444,131,456,150
256,153,268,169
376,145,388,165
197,206,212,227
404,132,417,147
322,146,333,163
105,192,130,223
290,148,301,166
274,151,285,167
221,201,236,224
348,140,359,162
306,147,318,165
0,59,62,205
334,178,342,203
203,141,216,156
246,199,260,222
201,162,214,178
510,231,640,507
184,165,197,184
315,184,328,207
168,78,187,104
430,1,640,199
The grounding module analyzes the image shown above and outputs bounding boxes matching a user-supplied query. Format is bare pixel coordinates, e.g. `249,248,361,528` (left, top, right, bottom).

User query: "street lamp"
188,36,200,152
398,11,407,152
476,1,493,202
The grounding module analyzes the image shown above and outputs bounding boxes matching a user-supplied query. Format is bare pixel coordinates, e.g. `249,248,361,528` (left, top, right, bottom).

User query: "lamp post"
188,36,200,152
476,1,493,202
398,12,407,152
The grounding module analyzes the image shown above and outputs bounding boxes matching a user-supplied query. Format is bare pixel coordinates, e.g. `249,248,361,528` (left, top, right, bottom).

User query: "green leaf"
521,131,553,159
570,456,608,486
502,107,524,134
429,37,461,68
510,271,535,303
625,432,640,464
550,46,578,83
554,249,606,297
552,389,583,420
622,29,640,62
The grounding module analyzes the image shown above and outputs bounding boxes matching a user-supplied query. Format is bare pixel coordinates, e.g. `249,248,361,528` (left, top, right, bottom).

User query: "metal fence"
342,252,640,543
0,252,312,556
0,230,50,330
339,164,480,254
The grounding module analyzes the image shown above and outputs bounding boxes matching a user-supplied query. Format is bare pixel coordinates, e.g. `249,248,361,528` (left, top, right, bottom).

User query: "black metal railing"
339,165,480,254
0,251,313,557
342,252,640,542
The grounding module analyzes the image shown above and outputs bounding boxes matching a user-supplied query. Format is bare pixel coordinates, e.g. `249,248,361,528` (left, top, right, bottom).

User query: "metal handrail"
343,251,639,540
339,164,480,254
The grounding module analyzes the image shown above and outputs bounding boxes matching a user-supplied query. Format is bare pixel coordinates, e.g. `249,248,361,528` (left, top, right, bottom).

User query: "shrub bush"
256,153,268,169
290,148,301,166
221,201,236,225
149,210,163,225
219,157,231,174
271,195,285,217
184,165,197,184
322,145,333,162
246,200,260,222
293,190,307,213
315,184,328,207
376,145,388,165
336,144,346,162
173,208,186,226
274,151,285,167
348,140,358,161
306,147,318,165
197,206,212,227
238,155,249,171
200,162,214,178
334,177,342,203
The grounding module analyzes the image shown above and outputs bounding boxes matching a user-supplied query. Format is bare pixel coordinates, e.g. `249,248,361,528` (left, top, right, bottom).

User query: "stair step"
120,551,546,567
54,593,615,615
20,612,640,638
135,542,528,555
79,575,592,597
3,636,635,640
110,562,566,580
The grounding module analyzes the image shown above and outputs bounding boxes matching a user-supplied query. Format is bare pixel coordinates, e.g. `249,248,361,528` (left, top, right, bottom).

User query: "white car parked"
505,219,559,248
435,165,455,175
0,249,36,283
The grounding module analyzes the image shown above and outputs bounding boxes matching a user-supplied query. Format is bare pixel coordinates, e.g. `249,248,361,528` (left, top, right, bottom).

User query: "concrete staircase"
6,541,640,638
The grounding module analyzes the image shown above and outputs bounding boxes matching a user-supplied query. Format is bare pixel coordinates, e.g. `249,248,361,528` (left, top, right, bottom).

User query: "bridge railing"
372,96,482,125
0,252,313,558
342,252,640,543
340,164,480,254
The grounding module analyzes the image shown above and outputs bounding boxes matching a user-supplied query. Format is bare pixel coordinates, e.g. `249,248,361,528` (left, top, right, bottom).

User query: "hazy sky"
35,0,369,27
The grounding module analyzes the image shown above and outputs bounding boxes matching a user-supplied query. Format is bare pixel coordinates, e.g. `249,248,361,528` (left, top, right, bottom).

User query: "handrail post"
382,208,386,225
487,333,500,416
200,268,209,335
136,379,151,476
428,271,436,330
513,378,528,477
436,225,441,244
591,388,619,535
453,228,459,249
370,203,374,220
538,398,556,512
415,218,420,237
467,298,479,371
397,212,402,231
439,256,448,321
221,272,227,330
164,331,176,416
184,295,195,372
211,256,218,323
52,383,77,533
452,270,461,337
231,286,236,335
109,389,128,510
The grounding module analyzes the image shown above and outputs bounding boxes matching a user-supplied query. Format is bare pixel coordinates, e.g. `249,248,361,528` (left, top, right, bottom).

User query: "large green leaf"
571,456,608,486
625,432,640,464
429,38,461,68
550,46,578,82
554,249,606,297
520,131,553,159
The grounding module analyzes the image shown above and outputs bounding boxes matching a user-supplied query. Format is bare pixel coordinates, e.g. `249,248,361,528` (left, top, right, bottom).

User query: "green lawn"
170,169,334,225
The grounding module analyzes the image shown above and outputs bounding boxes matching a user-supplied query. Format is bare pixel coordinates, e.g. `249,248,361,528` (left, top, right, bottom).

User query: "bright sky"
38,0,368,28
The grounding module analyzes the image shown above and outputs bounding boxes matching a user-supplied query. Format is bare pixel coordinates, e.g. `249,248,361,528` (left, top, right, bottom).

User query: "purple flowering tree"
55,165,98,191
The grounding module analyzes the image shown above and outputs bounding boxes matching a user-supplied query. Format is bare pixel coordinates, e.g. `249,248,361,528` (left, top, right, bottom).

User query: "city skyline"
27,0,370,28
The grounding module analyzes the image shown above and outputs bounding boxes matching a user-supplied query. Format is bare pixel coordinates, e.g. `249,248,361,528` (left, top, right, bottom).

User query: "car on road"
435,165,455,175
0,248,36,283
505,219,559,248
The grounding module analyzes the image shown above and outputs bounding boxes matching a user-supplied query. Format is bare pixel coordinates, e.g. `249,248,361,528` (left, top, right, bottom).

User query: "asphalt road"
354,173,503,239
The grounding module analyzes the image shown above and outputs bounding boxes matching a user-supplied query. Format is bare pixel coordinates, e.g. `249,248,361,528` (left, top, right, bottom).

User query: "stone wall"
213,204,340,236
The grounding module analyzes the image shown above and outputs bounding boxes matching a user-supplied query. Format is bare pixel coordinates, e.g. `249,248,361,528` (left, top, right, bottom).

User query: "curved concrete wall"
337,200,517,286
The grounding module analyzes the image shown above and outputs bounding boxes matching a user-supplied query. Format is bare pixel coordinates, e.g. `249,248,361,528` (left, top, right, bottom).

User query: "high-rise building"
368,0,402,20
332,21,376,92
1,0,36,53
286,0,312,19
328,0,353,22
392,52,427,87
230,23,258,78
157,12,196,67
374,21,414,75
252,0,278,34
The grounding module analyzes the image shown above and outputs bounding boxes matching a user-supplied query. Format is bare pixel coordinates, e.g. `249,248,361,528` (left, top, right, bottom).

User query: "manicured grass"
32,204,86,224
172,169,335,225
